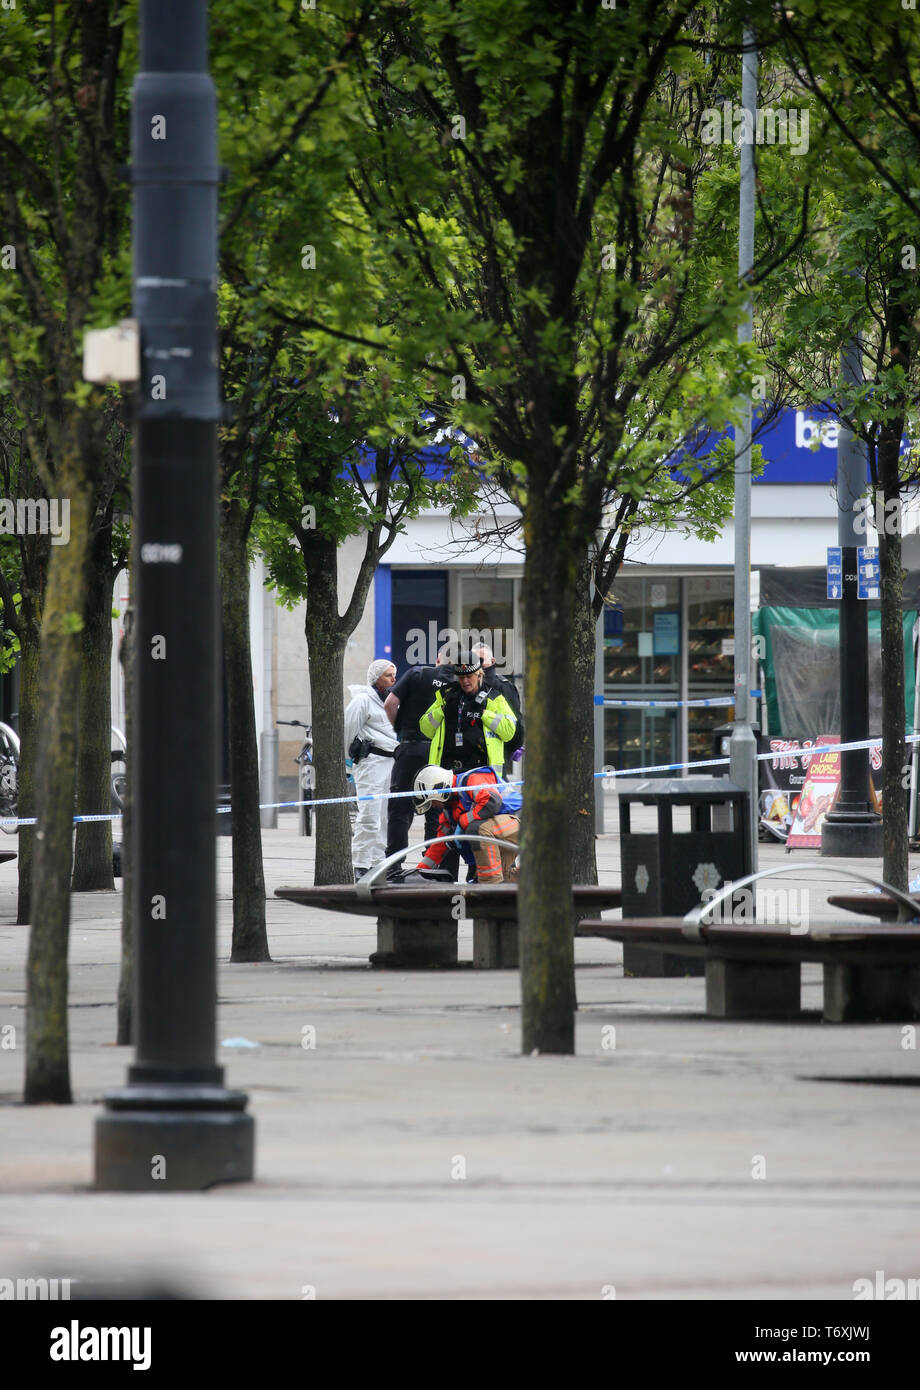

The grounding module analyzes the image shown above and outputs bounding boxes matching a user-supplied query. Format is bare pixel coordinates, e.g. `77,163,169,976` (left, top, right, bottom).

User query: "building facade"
104,407,912,798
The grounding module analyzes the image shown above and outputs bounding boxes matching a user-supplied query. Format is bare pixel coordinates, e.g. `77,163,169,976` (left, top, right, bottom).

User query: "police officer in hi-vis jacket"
420,644,517,776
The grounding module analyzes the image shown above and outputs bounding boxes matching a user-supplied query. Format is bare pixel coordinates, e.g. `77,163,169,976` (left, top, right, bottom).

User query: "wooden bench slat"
275,883,621,922
826,892,917,921
576,916,920,964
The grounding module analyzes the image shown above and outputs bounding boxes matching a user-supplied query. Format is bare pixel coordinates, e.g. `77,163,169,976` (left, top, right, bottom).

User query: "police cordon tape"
593,693,762,708
0,732,901,829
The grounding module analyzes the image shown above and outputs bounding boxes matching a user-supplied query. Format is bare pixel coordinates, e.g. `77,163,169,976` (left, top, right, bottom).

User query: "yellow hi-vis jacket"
420,687,517,773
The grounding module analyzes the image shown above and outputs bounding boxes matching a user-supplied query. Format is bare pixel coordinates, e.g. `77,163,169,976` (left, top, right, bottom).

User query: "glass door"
459,576,517,672
604,576,680,775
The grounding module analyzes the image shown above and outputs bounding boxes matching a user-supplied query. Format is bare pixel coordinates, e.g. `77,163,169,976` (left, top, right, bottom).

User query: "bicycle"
110,726,127,813
277,718,359,836
0,721,19,834
276,719,316,835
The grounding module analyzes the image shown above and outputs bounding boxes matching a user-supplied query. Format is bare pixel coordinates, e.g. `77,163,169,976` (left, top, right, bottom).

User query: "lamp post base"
820,811,883,858
95,1086,254,1191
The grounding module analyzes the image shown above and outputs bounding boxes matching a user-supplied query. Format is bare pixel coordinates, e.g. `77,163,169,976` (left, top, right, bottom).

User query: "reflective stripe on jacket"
419,689,516,772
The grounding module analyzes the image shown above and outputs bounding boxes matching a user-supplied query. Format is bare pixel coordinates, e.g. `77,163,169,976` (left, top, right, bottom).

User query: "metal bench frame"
579,861,920,1022
276,837,623,969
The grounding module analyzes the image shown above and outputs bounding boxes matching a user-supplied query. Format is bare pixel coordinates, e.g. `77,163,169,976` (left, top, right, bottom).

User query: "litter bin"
619,777,753,977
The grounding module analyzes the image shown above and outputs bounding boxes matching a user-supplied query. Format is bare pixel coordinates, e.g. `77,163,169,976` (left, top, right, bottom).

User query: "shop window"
687,575,735,763
604,577,679,687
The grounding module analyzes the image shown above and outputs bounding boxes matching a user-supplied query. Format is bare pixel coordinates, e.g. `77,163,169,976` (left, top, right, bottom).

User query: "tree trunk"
15,631,41,925
570,550,598,886
879,437,908,892
25,467,94,1103
220,501,270,961
72,523,115,891
519,490,577,1054
303,533,352,886
116,599,134,1045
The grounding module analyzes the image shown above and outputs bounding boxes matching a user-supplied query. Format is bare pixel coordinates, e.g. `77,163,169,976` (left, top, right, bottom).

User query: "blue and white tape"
594,694,762,708
0,732,903,828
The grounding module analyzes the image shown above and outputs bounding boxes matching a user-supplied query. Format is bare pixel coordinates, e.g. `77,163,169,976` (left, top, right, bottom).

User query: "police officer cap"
446,643,482,676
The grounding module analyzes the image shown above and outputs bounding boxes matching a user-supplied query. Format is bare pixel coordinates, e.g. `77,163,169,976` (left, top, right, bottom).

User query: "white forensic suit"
344,682,398,872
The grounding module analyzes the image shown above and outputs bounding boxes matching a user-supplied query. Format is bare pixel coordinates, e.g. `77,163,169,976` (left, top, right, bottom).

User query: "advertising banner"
786,736,841,848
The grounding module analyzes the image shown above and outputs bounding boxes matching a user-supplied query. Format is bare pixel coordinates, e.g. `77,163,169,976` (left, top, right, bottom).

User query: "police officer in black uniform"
383,645,455,880
472,642,523,775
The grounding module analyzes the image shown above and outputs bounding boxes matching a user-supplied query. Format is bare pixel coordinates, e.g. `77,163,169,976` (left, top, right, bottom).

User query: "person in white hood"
345,658,397,880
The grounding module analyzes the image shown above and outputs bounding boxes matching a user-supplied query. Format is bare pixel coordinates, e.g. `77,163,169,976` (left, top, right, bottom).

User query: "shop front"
376,565,524,689
602,572,742,775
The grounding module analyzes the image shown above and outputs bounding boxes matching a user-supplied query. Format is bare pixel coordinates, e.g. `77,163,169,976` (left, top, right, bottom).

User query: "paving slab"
0,805,918,1300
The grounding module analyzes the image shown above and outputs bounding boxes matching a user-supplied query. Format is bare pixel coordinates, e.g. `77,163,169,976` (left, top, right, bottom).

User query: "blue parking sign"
857,546,879,600
826,546,842,600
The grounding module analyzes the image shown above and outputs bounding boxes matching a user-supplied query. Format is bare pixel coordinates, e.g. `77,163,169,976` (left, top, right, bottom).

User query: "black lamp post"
95,0,254,1189
822,339,883,858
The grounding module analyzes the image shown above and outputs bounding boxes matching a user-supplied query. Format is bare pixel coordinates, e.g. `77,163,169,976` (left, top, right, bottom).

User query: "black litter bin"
619,777,753,976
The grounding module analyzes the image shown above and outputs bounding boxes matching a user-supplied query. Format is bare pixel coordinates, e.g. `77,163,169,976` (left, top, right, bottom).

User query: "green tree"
212,0,375,932
257,375,479,884
765,171,920,890
342,0,789,1050
0,0,133,1101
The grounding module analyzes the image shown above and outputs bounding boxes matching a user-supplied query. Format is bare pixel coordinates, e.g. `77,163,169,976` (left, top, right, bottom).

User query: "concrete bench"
274,883,622,969
576,916,920,1022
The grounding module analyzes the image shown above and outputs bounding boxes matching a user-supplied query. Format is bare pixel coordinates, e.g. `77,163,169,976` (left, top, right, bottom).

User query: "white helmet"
413,765,453,812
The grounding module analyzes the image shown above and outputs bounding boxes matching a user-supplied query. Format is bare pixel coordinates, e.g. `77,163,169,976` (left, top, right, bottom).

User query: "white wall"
618,485,839,569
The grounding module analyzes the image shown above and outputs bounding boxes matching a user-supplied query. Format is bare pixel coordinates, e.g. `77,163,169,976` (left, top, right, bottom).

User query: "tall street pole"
821,339,883,857
95,0,255,1189
593,569,605,834
729,27,759,875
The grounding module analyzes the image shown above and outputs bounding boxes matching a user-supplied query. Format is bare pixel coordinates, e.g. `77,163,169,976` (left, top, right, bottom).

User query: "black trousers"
385,742,458,877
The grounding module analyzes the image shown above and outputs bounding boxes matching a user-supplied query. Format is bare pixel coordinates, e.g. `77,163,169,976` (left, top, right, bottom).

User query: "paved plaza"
0,796,918,1300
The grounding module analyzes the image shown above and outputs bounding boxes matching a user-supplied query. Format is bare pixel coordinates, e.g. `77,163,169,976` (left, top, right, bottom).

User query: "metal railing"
682,861,919,938
355,835,521,900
